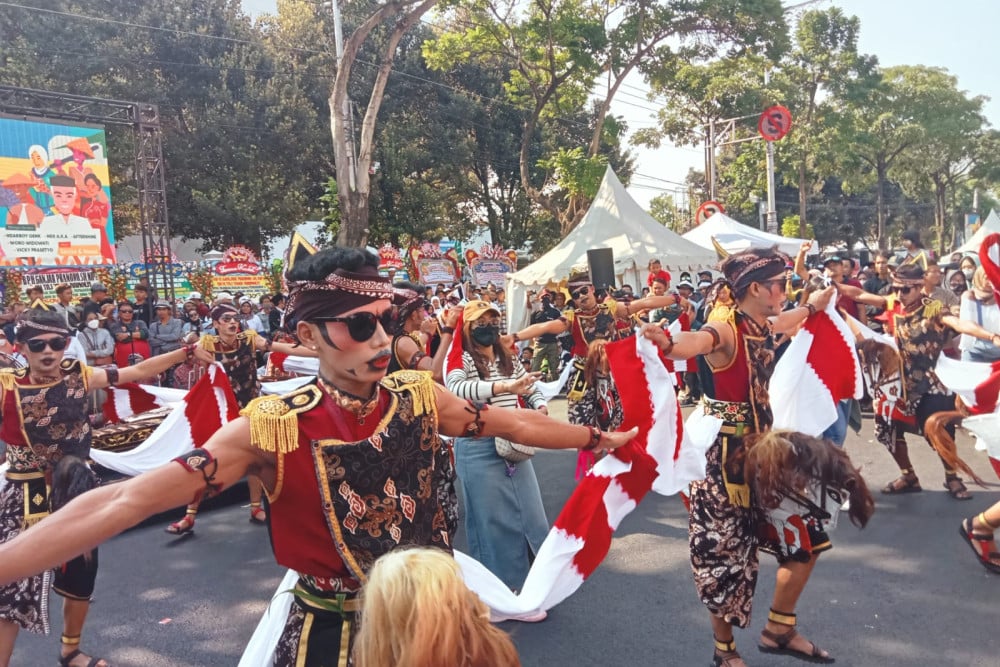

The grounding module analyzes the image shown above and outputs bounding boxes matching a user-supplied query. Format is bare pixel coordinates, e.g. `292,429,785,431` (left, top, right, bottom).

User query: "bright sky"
243,0,1000,210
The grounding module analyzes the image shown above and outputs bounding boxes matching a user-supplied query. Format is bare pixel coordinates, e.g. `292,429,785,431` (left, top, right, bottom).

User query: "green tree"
890,66,987,254
424,0,786,236
773,7,876,237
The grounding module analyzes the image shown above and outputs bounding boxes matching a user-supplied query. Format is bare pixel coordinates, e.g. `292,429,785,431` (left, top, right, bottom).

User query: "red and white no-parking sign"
758,105,793,142
695,200,725,225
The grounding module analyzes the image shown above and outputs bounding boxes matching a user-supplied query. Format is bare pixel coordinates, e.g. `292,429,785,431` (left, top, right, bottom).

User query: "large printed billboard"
0,116,116,266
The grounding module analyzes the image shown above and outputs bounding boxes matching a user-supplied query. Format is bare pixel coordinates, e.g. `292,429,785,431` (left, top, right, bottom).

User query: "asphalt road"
13,401,1000,667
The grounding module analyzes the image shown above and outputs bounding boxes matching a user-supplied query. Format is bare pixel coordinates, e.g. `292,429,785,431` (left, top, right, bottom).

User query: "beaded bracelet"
582,425,602,451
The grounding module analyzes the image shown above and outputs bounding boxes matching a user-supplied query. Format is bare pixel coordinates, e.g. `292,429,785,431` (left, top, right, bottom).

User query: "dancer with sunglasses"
0,247,635,667
640,248,841,667
835,262,1000,499
0,307,214,667
165,303,317,535
506,274,678,417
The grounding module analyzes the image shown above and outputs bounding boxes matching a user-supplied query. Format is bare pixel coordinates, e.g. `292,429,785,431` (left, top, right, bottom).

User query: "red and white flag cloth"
770,301,864,435
933,356,1000,478
89,365,239,477
103,383,186,423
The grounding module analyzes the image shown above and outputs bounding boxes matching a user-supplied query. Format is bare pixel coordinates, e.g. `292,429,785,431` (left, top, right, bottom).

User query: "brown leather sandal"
712,637,743,667
758,609,834,664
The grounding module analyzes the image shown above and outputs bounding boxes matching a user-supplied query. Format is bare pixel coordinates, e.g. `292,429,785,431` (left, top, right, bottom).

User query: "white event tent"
955,210,1000,254
505,167,716,331
682,212,817,257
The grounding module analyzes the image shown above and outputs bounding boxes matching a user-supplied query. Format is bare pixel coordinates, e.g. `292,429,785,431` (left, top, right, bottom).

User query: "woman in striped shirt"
446,300,549,596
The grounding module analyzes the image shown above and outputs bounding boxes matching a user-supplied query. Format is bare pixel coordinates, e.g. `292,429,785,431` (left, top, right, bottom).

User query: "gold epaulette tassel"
241,397,300,454
409,373,436,418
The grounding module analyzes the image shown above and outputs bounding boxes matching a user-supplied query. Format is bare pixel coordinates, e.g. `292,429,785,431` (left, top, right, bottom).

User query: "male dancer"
165,303,317,534
506,274,678,409
835,263,1000,499
641,248,838,667
0,247,635,666
0,308,213,667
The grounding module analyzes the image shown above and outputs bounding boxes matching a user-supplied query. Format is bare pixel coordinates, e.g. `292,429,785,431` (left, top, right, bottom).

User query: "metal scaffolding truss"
0,85,175,302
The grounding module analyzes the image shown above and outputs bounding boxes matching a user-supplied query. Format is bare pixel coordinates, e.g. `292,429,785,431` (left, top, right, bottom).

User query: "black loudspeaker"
858,249,871,268
587,248,616,290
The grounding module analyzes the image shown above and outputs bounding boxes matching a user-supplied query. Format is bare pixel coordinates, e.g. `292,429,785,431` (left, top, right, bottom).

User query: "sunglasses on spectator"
119,309,133,314
310,308,397,342
571,285,593,300
890,285,916,295
25,337,68,353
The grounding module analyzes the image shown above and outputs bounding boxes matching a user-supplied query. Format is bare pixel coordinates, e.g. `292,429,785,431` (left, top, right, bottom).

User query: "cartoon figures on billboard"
0,118,116,265
377,243,410,282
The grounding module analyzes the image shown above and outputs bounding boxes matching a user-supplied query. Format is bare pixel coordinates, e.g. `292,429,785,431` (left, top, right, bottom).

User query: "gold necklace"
319,376,379,424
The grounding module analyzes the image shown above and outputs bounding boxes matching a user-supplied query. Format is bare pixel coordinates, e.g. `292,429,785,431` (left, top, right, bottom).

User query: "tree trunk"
876,162,887,250
798,160,808,238
934,175,947,256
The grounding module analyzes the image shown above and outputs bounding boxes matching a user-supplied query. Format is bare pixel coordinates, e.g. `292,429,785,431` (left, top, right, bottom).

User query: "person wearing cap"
214,292,234,306
0,306,214,667
83,283,107,320
836,262,1000,500
385,281,459,382
445,299,550,597
0,246,636,666
148,302,184,360
112,301,151,370
507,272,680,413
165,302,319,535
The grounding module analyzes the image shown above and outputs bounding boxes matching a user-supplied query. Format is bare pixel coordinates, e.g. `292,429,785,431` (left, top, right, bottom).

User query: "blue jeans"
454,436,549,590
822,399,851,447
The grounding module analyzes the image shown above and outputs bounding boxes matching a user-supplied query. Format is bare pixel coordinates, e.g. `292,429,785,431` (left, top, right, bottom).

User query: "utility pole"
763,68,779,234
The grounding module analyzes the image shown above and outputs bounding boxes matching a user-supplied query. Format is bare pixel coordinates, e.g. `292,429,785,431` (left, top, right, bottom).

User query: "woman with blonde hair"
355,548,521,667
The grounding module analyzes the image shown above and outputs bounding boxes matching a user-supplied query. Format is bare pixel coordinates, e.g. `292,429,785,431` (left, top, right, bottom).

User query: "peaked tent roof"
955,210,1000,254
682,212,817,256
507,167,716,287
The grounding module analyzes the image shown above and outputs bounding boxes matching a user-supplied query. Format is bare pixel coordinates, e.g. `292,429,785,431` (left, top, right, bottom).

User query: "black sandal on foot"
758,609,834,664
880,468,921,495
59,634,111,667
59,649,110,667
711,637,742,667
944,474,973,501
959,515,1000,574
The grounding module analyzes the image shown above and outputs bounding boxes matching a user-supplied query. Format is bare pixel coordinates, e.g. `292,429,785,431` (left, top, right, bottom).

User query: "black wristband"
441,326,455,335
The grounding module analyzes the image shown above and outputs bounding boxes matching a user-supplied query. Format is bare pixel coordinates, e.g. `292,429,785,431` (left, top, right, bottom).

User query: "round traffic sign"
696,200,725,225
758,105,792,142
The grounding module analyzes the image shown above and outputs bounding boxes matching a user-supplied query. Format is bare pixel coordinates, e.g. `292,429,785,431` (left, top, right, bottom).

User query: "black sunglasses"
890,285,916,295
25,337,68,353
311,308,396,342
119,309,133,314
571,285,593,300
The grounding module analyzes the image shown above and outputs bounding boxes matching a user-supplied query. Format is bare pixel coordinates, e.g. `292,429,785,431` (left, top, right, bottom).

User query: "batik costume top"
241,370,457,594
0,359,93,476
199,330,261,408
884,295,954,413
562,298,622,358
